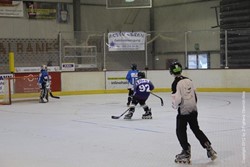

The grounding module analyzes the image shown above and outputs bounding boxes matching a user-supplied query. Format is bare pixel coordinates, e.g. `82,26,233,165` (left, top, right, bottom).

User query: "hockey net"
63,45,97,68
0,76,40,105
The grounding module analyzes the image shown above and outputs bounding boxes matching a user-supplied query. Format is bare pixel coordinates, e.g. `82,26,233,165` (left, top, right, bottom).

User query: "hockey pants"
176,111,211,150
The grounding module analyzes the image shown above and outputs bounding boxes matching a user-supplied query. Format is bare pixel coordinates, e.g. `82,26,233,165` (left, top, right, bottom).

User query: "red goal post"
0,76,40,105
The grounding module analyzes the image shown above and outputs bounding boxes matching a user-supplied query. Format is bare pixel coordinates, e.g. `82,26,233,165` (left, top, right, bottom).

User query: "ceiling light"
125,0,135,2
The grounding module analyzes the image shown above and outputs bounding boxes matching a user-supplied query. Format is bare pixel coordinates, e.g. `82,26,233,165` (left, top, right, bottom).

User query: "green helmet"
169,62,182,75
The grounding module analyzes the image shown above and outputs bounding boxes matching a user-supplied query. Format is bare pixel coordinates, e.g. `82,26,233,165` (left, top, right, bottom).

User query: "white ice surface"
0,92,249,167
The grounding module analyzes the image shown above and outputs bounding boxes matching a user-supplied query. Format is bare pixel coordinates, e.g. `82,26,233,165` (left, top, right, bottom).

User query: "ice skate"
45,93,49,102
39,89,47,103
39,97,46,103
142,109,152,119
175,147,191,164
207,148,217,160
124,111,133,119
205,143,217,160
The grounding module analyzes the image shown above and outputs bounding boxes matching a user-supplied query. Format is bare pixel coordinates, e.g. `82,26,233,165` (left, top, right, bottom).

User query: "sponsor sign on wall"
25,1,57,19
0,74,13,94
62,63,75,71
0,1,24,17
57,3,69,23
108,32,146,51
14,73,40,93
105,71,128,90
14,72,61,93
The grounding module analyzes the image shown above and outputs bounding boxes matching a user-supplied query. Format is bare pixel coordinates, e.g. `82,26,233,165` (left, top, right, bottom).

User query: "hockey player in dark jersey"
170,62,217,164
124,71,154,119
38,65,49,103
126,64,139,106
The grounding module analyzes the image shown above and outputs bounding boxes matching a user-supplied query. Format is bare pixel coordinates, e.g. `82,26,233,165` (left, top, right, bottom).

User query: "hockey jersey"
38,69,49,85
171,76,197,115
126,69,138,88
126,70,138,85
133,78,154,100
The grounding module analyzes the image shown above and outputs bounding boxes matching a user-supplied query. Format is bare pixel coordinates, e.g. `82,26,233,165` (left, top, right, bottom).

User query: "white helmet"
41,65,47,71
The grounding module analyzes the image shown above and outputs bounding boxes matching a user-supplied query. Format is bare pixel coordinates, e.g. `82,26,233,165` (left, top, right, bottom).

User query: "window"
187,52,209,69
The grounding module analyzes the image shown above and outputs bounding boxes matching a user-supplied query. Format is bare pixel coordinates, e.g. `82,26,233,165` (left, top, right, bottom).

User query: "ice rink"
0,92,249,167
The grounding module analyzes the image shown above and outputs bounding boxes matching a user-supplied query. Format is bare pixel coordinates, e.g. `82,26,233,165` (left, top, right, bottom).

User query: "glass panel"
188,54,197,69
198,54,208,69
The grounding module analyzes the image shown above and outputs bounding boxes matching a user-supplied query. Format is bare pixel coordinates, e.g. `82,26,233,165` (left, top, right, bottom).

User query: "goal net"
0,76,40,105
63,45,97,68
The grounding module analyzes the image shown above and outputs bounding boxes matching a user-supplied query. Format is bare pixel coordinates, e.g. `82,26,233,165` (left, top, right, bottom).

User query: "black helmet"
169,62,182,75
131,64,137,70
138,71,145,79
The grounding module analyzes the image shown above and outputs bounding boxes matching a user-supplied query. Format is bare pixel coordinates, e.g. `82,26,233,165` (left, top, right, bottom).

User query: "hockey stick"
111,108,130,119
151,92,164,106
49,91,60,99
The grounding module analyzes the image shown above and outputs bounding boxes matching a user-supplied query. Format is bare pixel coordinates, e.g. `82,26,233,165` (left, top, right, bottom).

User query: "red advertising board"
14,72,61,93
0,0,12,5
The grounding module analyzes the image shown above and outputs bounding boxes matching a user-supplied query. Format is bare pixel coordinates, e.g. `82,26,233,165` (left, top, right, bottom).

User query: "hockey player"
125,64,139,106
124,71,154,119
38,65,49,103
170,62,217,164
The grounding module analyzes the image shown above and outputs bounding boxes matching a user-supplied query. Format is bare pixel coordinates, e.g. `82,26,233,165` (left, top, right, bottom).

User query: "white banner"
0,74,13,94
62,63,75,71
0,1,24,17
108,32,146,51
15,66,60,73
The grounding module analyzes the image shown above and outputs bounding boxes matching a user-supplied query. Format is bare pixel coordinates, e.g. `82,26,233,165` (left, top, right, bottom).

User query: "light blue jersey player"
126,64,138,106
124,71,154,119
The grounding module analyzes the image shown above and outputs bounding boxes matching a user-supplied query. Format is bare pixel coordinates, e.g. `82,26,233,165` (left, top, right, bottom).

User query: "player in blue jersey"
38,65,49,103
126,64,139,106
124,71,154,119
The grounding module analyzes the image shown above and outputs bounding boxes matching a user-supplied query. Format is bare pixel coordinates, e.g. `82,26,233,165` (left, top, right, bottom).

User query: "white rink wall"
61,72,105,91
61,69,250,92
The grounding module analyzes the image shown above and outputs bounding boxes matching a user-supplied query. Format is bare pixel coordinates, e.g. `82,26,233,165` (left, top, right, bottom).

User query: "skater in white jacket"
169,62,217,164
